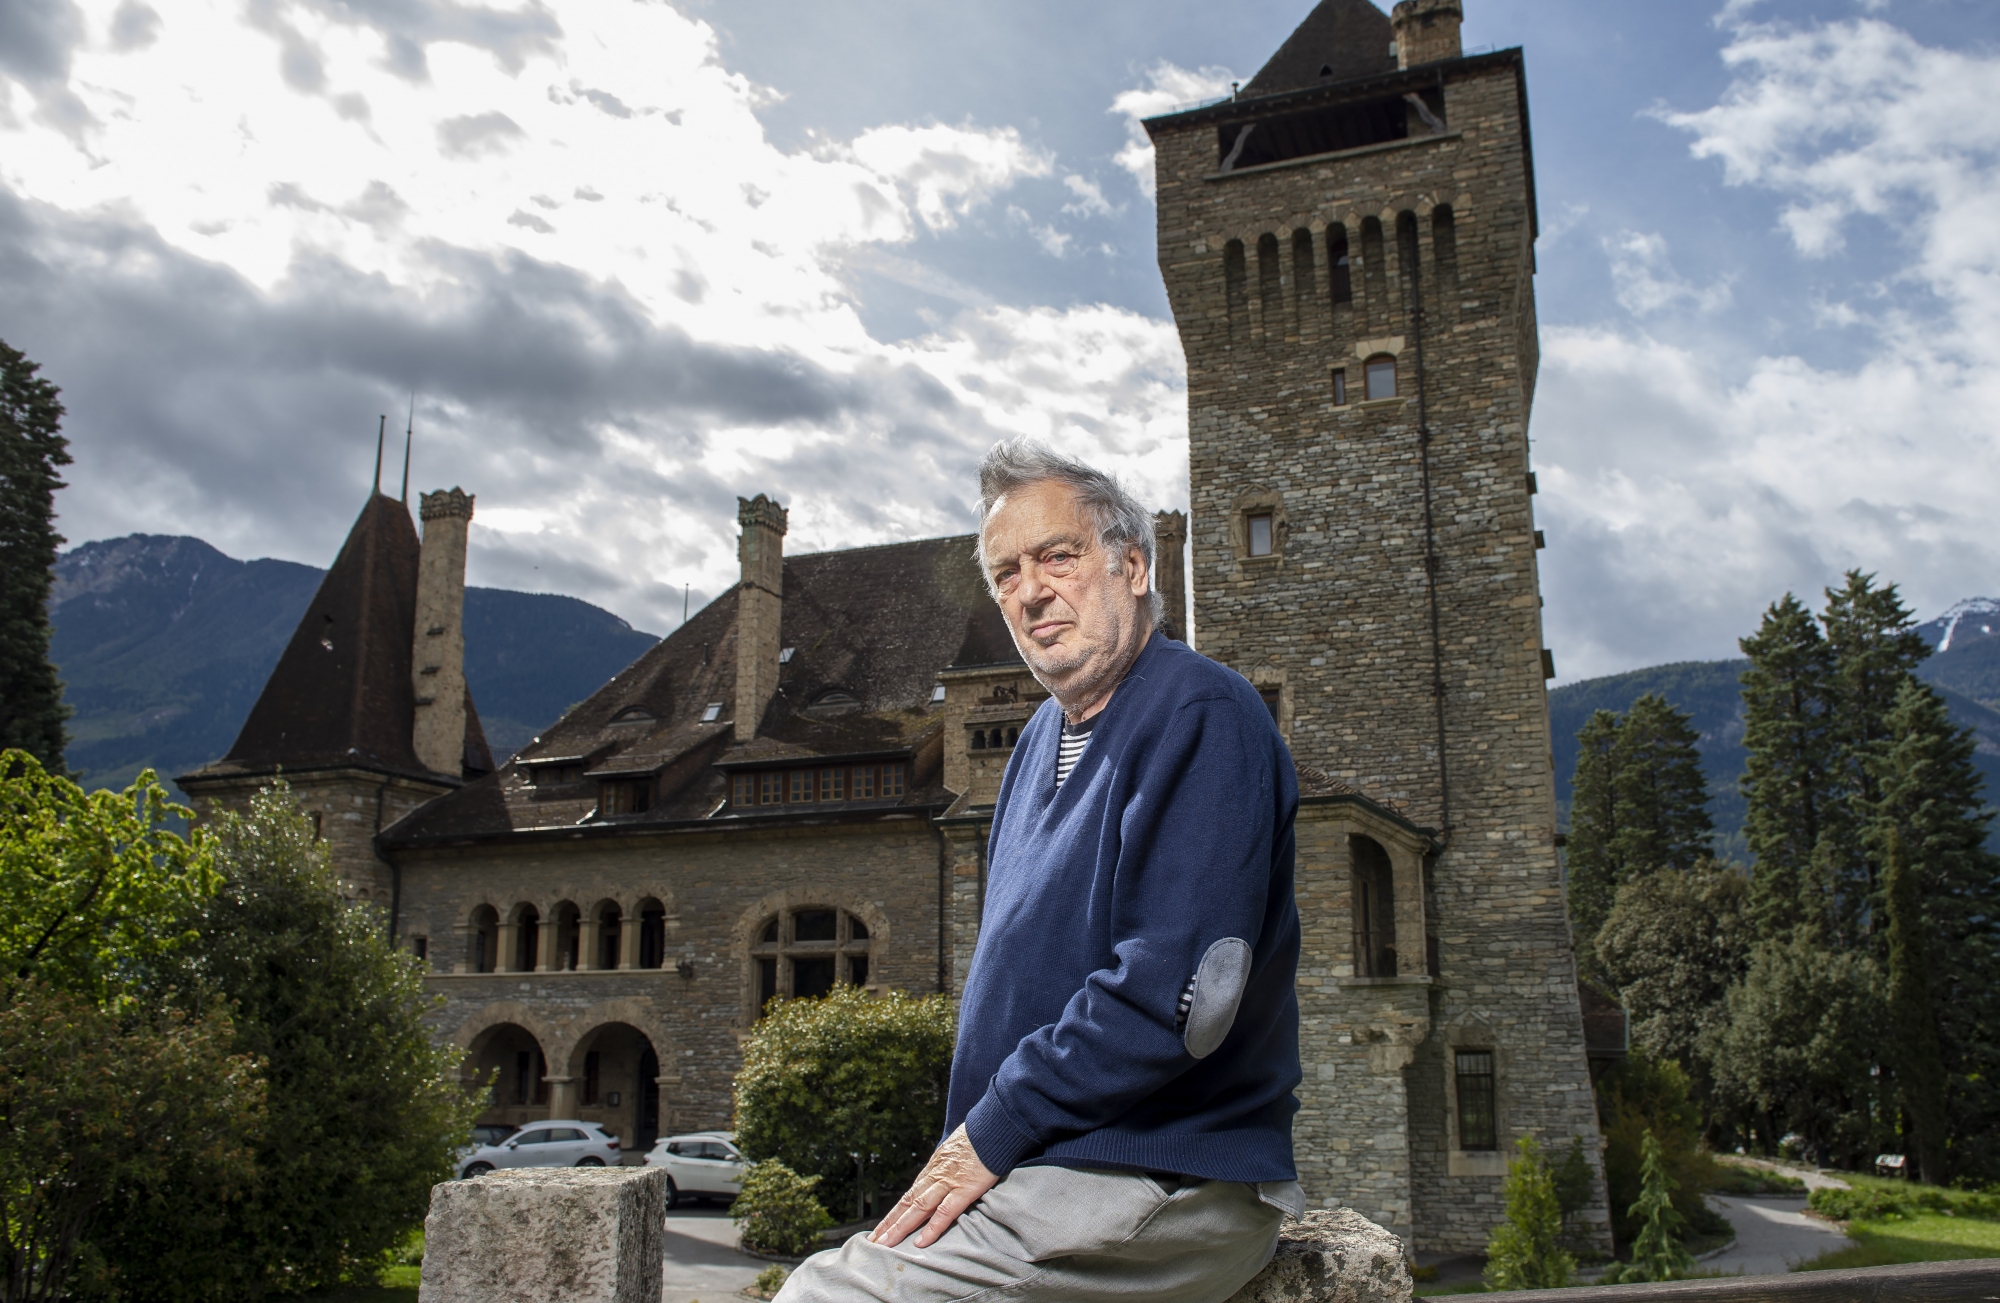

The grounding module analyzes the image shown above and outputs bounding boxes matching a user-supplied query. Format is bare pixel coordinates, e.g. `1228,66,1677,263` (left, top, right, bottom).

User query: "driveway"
1705,1195,1853,1276
661,1204,765,1303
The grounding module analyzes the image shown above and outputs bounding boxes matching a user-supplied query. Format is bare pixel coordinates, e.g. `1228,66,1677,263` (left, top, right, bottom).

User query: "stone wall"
401,817,950,1147
1150,55,1611,1253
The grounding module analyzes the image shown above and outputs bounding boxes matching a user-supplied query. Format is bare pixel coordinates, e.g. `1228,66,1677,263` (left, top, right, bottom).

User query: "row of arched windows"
465,900,669,974
970,727,1019,750
1222,207,1458,345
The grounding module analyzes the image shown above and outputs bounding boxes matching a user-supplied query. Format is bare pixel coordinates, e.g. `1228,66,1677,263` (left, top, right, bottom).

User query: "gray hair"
975,437,1163,623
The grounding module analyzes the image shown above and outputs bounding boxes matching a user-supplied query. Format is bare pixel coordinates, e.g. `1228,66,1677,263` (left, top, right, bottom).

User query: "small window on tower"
1259,686,1282,723
1456,1051,1498,1150
1331,368,1348,405
701,702,723,723
1247,514,1275,558
1364,354,1398,401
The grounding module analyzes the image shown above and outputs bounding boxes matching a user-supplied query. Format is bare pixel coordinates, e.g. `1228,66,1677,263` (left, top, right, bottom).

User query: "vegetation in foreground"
1800,1173,2000,1271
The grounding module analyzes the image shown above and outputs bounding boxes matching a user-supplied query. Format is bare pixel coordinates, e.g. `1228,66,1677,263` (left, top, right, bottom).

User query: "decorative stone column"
537,918,558,973
619,916,640,970
580,915,603,971
545,1075,577,1119
498,920,521,972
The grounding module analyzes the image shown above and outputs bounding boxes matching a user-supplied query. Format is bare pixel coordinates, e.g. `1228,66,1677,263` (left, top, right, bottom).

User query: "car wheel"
663,1176,679,1210
463,1162,493,1179
577,1156,605,1167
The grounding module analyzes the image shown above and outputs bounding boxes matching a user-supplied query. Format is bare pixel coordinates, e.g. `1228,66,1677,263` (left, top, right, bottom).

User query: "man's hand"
868,1125,998,1249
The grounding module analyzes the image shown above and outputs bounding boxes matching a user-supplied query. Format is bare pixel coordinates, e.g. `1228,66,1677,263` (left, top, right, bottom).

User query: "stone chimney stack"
411,487,474,776
1392,0,1463,68
1153,509,1188,644
733,494,788,743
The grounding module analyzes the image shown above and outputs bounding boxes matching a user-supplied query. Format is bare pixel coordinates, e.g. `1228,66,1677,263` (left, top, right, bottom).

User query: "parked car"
454,1123,518,1167
644,1131,746,1207
458,1120,621,1178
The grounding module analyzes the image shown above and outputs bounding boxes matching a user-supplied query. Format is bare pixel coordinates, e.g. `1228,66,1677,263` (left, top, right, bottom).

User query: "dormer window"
609,707,655,725
804,690,861,718
598,778,653,816
930,684,947,704
700,702,723,723
778,647,796,664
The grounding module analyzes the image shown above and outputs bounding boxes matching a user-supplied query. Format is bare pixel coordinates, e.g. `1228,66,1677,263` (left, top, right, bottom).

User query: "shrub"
733,1161,836,1257
1601,1130,1695,1284
1596,1052,1727,1246
751,1264,791,1299
734,986,954,1218
1483,1138,1576,1291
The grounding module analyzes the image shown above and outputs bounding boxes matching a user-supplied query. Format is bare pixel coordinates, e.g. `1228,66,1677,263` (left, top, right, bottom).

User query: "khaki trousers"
774,1166,1296,1303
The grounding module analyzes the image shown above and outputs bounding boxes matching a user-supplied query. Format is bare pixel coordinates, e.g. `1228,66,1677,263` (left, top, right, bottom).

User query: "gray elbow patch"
1182,937,1252,1059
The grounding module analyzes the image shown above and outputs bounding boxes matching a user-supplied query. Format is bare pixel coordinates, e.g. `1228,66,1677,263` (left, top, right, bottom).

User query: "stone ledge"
1229,1208,1413,1303
420,1166,666,1303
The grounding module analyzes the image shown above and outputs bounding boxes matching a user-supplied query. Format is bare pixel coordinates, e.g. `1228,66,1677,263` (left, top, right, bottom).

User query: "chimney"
411,487,474,776
1153,509,1188,644
733,494,788,743
1392,0,1463,69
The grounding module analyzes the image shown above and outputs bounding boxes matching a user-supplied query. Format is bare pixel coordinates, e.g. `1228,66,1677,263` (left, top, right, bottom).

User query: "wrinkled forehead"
981,478,1096,555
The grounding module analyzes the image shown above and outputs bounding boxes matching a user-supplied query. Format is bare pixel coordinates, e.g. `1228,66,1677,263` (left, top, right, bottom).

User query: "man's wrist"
963,1094,1038,1178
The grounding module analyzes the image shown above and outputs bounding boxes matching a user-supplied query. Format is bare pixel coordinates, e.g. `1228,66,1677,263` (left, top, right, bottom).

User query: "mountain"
49,535,661,793
1549,598,2000,858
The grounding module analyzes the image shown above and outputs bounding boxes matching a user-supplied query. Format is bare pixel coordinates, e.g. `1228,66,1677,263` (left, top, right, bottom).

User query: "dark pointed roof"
189,493,491,784
383,533,1020,845
1242,0,1397,98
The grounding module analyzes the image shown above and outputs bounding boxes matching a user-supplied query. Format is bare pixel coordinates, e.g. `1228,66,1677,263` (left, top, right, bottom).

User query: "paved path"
661,1205,765,1303
1705,1195,1853,1276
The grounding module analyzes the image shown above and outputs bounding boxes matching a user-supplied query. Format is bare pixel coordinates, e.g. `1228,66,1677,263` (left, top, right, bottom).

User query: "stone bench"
418,1168,1412,1303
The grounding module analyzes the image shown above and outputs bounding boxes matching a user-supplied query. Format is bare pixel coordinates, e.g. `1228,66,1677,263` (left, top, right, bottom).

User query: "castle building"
1142,0,1611,1250
183,0,1614,1253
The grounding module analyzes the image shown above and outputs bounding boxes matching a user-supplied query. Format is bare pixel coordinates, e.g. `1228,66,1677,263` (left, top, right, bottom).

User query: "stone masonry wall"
400,817,948,1148
185,768,450,906
1151,59,1610,1253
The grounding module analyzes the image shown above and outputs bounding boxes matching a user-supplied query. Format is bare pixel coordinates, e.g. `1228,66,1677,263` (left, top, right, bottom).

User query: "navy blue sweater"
947,632,1302,1183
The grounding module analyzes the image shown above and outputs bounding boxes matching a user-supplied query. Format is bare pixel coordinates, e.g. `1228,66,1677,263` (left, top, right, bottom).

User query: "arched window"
1350,835,1397,977
552,901,581,971
971,730,987,750
1396,209,1422,303
1364,354,1398,401
470,905,498,974
512,904,541,972
1290,228,1316,323
638,899,667,970
750,907,874,1015
1257,232,1282,337
595,902,623,970
1360,216,1386,308
1326,224,1353,307
1223,239,1247,340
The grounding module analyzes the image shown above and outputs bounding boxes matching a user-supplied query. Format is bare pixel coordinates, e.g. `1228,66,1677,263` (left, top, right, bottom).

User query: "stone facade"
1143,15,1611,1253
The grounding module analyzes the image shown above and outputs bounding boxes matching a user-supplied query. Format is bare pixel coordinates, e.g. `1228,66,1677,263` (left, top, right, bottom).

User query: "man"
779,439,1302,1302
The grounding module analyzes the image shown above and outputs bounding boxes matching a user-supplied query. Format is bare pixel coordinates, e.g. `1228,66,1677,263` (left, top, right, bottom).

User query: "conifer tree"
1566,709,1623,956
1738,594,1838,939
1604,1130,1694,1283
1881,825,1947,1186
1612,694,1713,876
1483,1138,1575,1292
0,340,72,772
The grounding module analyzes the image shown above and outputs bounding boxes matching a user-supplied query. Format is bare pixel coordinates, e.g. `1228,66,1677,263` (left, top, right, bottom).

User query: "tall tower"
1146,0,1609,1253
412,488,475,775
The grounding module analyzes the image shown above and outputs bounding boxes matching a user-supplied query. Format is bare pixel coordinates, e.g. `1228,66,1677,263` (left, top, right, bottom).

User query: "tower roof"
199,492,491,783
1242,0,1397,98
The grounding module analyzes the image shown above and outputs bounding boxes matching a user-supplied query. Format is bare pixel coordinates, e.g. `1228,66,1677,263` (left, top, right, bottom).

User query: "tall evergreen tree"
0,340,71,773
1612,694,1713,876
1867,677,2000,1179
1881,825,1947,1185
1566,709,1623,955
1738,594,1839,939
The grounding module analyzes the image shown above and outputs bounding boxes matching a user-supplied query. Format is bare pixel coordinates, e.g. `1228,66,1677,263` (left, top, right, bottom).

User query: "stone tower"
1144,0,1610,1253
412,488,475,775
733,494,789,742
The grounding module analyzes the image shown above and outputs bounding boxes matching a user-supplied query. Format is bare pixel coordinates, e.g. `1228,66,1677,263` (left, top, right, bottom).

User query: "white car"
458,1120,623,1178
644,1131,746,1207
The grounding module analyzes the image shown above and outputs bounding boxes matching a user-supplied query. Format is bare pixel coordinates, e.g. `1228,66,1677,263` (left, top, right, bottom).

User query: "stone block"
419,1167,666,1303
1228,1209,1413,1303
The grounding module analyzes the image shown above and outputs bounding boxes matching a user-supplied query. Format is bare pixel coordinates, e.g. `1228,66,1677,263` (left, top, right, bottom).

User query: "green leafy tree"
1705,931,1886,1163
91,784,478,1299
1738,594,1840,940
0,751,217,1003
1482,1138,1575,1291
1594,1053,1723,1248
0,341,71,772
731,1161,836,1257
0,983,261,1303
1565,696,1711,965
1881,825,1946,1186
1594,865,1750,1090
734,985,955,1219
1549,1136,1598,1251
1602,1130,1694,1283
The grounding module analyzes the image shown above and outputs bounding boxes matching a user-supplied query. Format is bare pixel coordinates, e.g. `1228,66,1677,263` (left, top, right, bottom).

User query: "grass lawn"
1799,1212,2000,1271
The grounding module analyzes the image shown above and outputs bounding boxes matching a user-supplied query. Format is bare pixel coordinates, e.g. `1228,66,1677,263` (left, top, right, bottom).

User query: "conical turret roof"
1242,0,1397,97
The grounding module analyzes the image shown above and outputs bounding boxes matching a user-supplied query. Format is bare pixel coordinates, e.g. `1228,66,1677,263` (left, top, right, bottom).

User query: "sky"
2,0,1996,682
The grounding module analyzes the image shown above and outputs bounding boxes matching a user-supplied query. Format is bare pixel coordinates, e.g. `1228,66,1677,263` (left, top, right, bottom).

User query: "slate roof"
185,492,493,785
382,532,1022,845
1242,0,1397,98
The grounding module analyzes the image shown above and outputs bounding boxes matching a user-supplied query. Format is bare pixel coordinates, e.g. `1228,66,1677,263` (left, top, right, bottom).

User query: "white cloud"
1605,230,1733,316
1109,61,1236,199
0,0,1187,632
1537,17,2000,679
1061,173,1116,218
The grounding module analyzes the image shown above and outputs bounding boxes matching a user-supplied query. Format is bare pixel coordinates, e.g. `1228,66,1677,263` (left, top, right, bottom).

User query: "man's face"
980,478,1151,711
